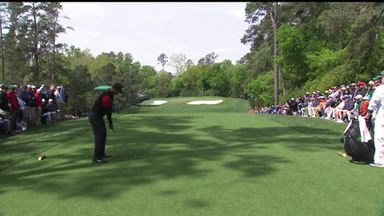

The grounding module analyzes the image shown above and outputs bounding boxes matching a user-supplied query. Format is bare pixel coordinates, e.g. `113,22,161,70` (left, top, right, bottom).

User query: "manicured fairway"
1,97,383,216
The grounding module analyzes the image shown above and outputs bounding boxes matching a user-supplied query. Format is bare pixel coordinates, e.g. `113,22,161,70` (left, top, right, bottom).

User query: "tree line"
242,2,384,107
1,2,383,114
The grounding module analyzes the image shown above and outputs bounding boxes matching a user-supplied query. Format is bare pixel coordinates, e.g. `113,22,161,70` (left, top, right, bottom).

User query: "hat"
358,81,366,87
48,99,53,102
305,92,310,95
374,75,383,81
354,94,363,100
31,85,36,89
325,90,329,93
380,70,384,76
346,86,350,89
363,96,369,100
351,83,356,86
341,87,346,90
319,96,325,99
341,85,345,88
112,83,123,93
368,80,375,86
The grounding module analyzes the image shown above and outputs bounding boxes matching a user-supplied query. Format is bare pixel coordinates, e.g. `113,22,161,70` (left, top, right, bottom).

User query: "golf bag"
343,118,374,163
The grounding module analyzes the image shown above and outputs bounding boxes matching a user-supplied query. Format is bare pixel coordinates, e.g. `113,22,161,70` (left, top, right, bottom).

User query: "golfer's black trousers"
89,112,107,160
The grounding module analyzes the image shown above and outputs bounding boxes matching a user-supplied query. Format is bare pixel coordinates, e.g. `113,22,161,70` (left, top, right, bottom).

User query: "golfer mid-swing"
89,83,123,164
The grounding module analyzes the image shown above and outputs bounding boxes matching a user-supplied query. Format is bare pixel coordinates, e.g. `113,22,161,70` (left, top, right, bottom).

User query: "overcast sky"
57,2,251,73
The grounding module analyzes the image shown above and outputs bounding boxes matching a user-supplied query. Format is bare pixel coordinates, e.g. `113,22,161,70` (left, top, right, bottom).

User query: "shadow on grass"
0,114,343,200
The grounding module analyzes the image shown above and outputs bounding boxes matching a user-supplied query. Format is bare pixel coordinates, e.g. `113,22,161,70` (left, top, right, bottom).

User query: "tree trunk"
52,16,57,83
279,65,287,96
32,2,39,81
271,2,279,106
0,14,5,83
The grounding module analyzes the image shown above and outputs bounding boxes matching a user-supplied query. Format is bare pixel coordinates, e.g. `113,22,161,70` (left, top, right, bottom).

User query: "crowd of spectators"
0,83,68,137
256,72,384,125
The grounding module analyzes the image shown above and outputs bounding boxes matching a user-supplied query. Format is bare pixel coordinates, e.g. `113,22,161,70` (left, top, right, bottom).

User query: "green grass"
1,97,384,216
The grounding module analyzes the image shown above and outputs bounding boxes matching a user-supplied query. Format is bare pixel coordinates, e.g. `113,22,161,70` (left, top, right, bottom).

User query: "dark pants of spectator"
88,112,106,160
9,111,17,131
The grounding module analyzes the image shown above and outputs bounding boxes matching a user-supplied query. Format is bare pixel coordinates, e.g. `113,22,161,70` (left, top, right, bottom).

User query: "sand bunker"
187,100,223,105
150,100,168,105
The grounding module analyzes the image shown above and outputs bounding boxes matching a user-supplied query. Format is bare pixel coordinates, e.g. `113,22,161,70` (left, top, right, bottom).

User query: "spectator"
34,86,43,126
0,84,10,113
55,85,65,120
7,85,19,133
364,81,375,100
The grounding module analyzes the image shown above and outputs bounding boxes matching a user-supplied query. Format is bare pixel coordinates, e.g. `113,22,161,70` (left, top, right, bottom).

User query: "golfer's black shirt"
91,90,114,119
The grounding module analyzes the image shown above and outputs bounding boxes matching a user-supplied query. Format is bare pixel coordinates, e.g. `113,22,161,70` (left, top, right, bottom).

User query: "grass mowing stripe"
260,114,344,145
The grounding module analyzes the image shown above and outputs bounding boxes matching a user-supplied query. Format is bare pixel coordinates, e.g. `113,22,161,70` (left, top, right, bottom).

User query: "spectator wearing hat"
54,85,65,120
20,85,36,128
363,81,374,100
324,95,337,120
314,95,326,118
47,84,57,116
373,75,383,87
339,95,354,122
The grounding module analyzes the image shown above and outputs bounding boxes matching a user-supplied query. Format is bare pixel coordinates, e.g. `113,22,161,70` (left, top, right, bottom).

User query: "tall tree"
168,53,187,75
157,53,168,71
44,2,72,83
25,2,43,81
0,2,7,82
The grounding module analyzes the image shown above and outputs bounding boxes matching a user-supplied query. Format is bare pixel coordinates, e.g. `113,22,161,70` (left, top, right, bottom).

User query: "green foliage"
246,71,274,107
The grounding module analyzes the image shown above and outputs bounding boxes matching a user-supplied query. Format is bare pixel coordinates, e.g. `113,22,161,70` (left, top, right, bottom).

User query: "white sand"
150,100,168,105
187,100,223,105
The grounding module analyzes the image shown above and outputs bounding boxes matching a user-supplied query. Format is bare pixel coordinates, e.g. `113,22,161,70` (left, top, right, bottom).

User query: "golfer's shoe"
369,163,384,168
93,158,108,164
103,154,112,158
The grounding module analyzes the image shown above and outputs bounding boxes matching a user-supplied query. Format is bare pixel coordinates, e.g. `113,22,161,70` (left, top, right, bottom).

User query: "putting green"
1,97,383,215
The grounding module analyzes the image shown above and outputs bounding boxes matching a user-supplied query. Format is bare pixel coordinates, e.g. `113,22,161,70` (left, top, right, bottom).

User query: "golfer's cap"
31,85,36,89
325,90,329,93
341,87,346,90
354,94,363,100
343,94,350,99
319,96,325,99
351,83,356,86
380,70,384,76
305,92,310,95
363,96,369,100
112,83,123,93
340,85,345,88
368,80,375,86
374,75,383,80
